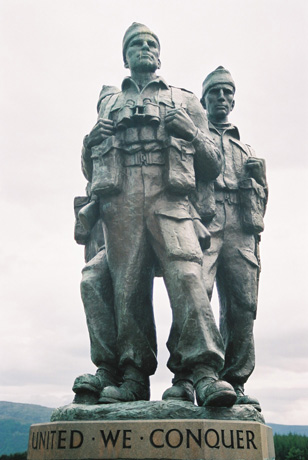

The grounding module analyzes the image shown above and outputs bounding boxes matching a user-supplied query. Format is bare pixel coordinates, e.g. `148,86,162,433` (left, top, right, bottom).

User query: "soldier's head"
201,67,236,123
122,23,161,73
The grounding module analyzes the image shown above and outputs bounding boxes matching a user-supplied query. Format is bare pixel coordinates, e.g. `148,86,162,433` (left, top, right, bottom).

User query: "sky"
0,0,307,425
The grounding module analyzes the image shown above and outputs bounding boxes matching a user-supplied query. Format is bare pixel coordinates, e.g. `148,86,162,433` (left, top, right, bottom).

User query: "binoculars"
117,98,160,128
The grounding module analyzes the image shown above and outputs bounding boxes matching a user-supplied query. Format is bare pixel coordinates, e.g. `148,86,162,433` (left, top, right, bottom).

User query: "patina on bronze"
73,24,238,408
198,66,267,410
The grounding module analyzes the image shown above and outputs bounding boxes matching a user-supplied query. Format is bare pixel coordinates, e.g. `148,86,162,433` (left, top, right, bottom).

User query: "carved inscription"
31,429,83,450
30,426,257,453
149,427,257,450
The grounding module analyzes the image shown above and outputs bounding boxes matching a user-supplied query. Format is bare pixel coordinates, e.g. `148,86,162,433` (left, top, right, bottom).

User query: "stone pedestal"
27,401,275,460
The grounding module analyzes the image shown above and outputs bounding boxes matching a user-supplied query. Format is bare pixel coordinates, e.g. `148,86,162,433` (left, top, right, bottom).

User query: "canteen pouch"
165,137,196,194
239,177,266,234
91,136,123,196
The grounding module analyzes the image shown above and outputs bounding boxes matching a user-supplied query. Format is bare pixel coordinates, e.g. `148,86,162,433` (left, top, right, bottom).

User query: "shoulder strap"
170,87,187,110
245,144,256,157
98,93,120,119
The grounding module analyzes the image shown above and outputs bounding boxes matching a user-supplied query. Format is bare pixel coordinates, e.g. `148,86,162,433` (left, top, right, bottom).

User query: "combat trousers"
81,250,118,372
202,196,260,386
100,164,225,377
81,248,158,378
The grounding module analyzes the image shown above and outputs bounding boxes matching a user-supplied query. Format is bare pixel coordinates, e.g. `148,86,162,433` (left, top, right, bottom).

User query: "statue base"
28,401,275,460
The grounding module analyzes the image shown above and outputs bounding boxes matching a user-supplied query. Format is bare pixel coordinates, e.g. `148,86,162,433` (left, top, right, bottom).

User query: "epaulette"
169,85,194,95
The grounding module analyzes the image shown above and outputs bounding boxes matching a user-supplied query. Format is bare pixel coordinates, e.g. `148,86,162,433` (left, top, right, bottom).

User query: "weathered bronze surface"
72,29,267,415
197,66,268,410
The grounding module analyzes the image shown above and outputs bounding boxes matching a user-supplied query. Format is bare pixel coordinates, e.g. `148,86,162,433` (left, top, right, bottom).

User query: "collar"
121,75,169,92
209,120,240,140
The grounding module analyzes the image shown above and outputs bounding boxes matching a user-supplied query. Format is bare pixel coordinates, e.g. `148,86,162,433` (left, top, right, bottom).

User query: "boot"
193,366,237,407
73,366,120,404
162,374,194,403
233,384,262,412
98,365,150,404
195,378,237,407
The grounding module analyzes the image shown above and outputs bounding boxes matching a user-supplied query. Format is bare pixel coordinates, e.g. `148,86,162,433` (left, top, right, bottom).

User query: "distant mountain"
0,401,54,455
269,423,308,436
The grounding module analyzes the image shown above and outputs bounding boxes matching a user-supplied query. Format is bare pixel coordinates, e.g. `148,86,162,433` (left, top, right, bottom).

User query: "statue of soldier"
194,66,268,410
71,193,123,404
80,23,237,407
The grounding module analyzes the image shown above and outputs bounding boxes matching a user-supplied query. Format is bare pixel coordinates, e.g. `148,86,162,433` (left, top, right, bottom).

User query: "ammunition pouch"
91,136,123,196
164,137,196,195
239,177,266,234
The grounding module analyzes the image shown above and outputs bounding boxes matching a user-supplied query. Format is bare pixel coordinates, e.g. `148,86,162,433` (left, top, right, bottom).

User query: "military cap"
122,22,160,62
201,66,236,100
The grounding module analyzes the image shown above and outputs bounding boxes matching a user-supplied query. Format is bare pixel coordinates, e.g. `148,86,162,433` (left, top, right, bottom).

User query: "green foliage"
0,453,27,460
274,434,308,460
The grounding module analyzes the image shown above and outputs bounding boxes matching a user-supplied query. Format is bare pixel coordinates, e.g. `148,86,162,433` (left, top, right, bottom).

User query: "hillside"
0,402,54,455
269,423,308,436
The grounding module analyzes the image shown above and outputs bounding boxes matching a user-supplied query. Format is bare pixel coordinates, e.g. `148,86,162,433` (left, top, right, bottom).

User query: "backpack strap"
170,86,187,110
99,93,120,119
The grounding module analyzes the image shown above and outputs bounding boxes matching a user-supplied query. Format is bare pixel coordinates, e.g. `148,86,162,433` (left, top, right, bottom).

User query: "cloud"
0,0,307,426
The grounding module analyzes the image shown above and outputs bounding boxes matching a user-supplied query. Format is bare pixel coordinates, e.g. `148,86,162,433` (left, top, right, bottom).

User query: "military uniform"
82,77,225,379
198,121,268,387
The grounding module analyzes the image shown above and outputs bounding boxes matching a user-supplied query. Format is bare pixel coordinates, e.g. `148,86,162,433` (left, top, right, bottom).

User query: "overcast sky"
0,0,307,425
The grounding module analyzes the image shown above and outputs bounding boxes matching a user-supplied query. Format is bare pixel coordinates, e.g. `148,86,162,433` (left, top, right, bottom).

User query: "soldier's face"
204,84,235,122
125,33,160,73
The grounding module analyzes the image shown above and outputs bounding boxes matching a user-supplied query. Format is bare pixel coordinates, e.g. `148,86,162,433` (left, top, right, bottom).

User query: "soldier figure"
72,196,122,404
79,24,237,407
196,66,268,410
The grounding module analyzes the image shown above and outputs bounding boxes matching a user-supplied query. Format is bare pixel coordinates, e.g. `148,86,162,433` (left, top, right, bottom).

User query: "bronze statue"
76,24,238,407
196,66,268,410
72,198,122,404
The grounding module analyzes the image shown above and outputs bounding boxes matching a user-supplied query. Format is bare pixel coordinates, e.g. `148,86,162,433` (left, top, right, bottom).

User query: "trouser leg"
73,250,119,402
101,194,157,377
201,229,223,300
80,249,118,370
217,235,259,385
148,212,225,375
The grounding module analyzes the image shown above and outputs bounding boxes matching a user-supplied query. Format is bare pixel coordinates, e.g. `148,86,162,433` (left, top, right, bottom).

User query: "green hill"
0,402,53,455
269,423,308,437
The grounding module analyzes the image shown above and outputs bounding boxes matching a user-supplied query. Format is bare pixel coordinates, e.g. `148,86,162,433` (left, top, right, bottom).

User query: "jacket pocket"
239,177,266,234
91,136,123,196
164,136,196,195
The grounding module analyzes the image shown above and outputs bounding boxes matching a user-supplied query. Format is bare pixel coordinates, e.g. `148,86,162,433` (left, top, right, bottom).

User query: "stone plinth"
28,401,275,459
28,419,275,460
50,400,265,423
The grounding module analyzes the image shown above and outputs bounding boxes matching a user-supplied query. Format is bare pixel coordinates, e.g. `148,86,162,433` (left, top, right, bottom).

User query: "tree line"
274,433,308,460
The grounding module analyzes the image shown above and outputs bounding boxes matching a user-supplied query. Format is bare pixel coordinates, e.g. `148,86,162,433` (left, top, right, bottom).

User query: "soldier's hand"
85,119,115,149
193,219,211,251
246,157,267,186
165,108,197,142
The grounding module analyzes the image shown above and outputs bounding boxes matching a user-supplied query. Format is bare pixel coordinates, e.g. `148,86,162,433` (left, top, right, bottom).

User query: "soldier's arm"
185,92,222,181
81,119,115,181
81,136,93,181
81,86,120,181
